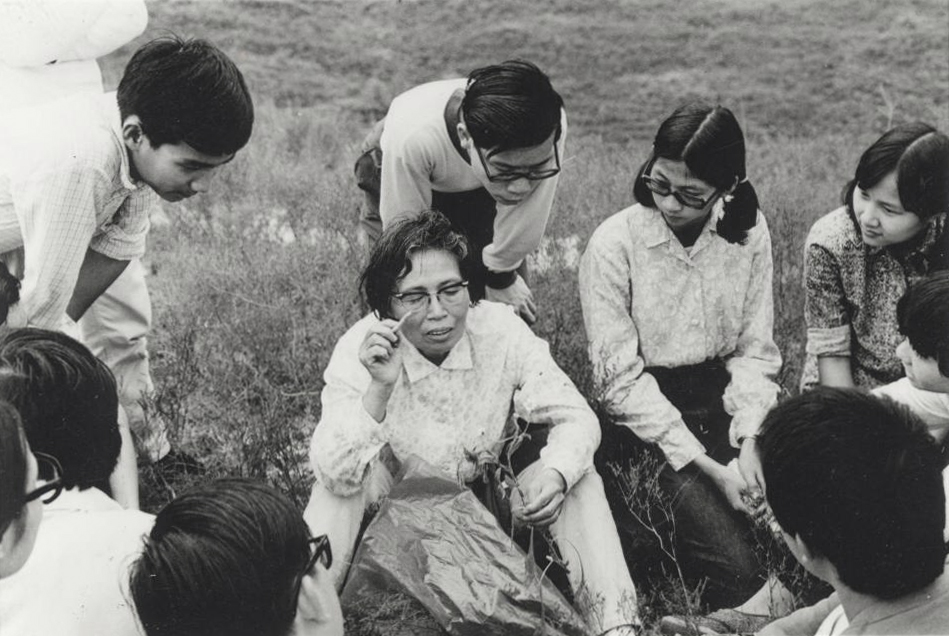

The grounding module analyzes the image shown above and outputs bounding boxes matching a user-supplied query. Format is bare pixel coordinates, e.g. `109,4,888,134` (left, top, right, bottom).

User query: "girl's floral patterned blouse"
802,206,945,390
579,203,781,471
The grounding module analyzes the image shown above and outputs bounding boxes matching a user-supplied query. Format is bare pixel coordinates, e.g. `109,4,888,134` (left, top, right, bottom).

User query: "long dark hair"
633,102,759,244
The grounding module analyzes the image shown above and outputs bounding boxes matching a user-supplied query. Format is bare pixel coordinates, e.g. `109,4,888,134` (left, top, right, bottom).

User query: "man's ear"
456,122,471,147
121,115,146,149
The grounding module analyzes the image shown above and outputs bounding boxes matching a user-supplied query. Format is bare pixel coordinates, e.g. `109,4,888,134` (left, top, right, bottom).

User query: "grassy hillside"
105,0,949,632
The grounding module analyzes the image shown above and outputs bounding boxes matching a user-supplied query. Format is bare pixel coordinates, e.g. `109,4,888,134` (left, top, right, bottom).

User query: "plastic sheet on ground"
340,457,589,636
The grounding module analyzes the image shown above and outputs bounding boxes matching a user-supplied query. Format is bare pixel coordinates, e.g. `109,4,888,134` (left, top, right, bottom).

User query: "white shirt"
0,91,156,330
379,78,567,273
310,302,599,497
0,487,153,636
0,0,147,112
579,203,781,470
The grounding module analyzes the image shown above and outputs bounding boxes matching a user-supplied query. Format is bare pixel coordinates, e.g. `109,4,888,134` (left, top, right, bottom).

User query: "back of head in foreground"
0,328,120,492
897,270,949,390
130,478,331,636
758,387,946,600
118,34,254,156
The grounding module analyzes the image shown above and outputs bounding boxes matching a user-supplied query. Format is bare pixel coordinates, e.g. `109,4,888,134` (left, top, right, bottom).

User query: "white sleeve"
0,0,147,67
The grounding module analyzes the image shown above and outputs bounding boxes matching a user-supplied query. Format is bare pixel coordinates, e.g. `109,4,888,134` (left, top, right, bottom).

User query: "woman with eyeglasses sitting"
0,401,55,579
579,103,782,613
305,209,641,636
131,478,343,636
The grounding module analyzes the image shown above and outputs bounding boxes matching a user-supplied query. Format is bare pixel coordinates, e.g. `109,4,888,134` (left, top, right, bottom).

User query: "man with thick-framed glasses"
354,59,566,325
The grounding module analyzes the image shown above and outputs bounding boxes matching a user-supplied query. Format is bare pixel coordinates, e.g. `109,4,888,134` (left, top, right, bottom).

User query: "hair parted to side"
130,478,310,636
360,209,475,319
462,59,563,154
0,329,119,491
844,122,949,222
897,271,949,377
633,102,759,244
0,401,28,538
118,35,254,156
758,387,945,600
0,262,19,325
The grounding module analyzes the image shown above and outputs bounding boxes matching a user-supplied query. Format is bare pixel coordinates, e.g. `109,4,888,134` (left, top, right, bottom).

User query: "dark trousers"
598,361,765,610
354,124,523,300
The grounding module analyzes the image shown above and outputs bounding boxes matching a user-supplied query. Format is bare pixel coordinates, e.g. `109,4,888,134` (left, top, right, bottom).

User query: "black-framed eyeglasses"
641,158,719,209
474,141,561,183
292,535,333,600
24,452,64,505
391,281,469,311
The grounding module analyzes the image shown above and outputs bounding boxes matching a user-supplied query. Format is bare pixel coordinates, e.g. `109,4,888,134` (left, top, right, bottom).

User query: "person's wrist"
485,269,517,290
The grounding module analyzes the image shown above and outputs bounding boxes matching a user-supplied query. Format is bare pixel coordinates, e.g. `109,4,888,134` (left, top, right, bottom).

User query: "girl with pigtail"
580,102,781,610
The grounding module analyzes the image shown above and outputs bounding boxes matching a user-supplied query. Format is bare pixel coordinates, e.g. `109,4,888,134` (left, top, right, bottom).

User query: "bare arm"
66,249,129,321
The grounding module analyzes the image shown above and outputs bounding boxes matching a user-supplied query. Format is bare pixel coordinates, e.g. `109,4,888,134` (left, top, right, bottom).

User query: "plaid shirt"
0,91,156,329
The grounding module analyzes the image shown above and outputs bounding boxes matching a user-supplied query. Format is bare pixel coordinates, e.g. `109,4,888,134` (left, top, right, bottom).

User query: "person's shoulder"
384,78,463,142
806,206,858,252
586,203,643,251
1,93,119,179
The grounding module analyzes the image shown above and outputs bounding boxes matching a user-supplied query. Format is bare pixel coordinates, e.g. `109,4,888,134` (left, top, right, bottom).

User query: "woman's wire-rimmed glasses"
24,452,64,505
391,281,469,312
292,534,333,601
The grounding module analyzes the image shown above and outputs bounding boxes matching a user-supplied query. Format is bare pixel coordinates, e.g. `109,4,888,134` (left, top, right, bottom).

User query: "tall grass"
124,0,949,631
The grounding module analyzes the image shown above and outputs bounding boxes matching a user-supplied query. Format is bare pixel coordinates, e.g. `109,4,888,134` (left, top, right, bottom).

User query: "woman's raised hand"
358,311,415,386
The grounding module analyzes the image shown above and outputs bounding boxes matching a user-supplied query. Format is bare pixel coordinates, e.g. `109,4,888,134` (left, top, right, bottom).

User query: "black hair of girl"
0,401,28,538
843,122,949,268
360,209,476,320
129,478,310,636
0,262,19,325
632,102,760,245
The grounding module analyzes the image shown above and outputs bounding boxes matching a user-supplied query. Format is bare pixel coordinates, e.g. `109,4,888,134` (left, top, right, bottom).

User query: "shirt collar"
641,204,720,251
400,328,474,383
105,92,140,192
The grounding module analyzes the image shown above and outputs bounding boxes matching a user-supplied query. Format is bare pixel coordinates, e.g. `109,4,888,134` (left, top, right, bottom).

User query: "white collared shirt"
0,91,156,329
579,203,781,470
310,301,599,496
0,487,153,636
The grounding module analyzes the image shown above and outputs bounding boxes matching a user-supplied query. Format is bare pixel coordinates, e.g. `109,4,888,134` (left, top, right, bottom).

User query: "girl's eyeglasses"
24,452,64,505
391,281,469,311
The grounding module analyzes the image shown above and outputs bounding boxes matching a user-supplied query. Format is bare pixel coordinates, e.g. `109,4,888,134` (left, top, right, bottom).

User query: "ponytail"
716,178,759,245
0,262,19,325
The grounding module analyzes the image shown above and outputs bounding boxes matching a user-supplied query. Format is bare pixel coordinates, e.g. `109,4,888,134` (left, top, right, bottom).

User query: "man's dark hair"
462,59,563,154
118,35,254,156
0,329,120,490
130,479,310,636
360,209,475,319
758,388,946,600
897,271,949,377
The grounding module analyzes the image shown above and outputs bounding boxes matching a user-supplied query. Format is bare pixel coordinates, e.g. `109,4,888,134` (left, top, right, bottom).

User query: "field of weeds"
99,0,949,632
